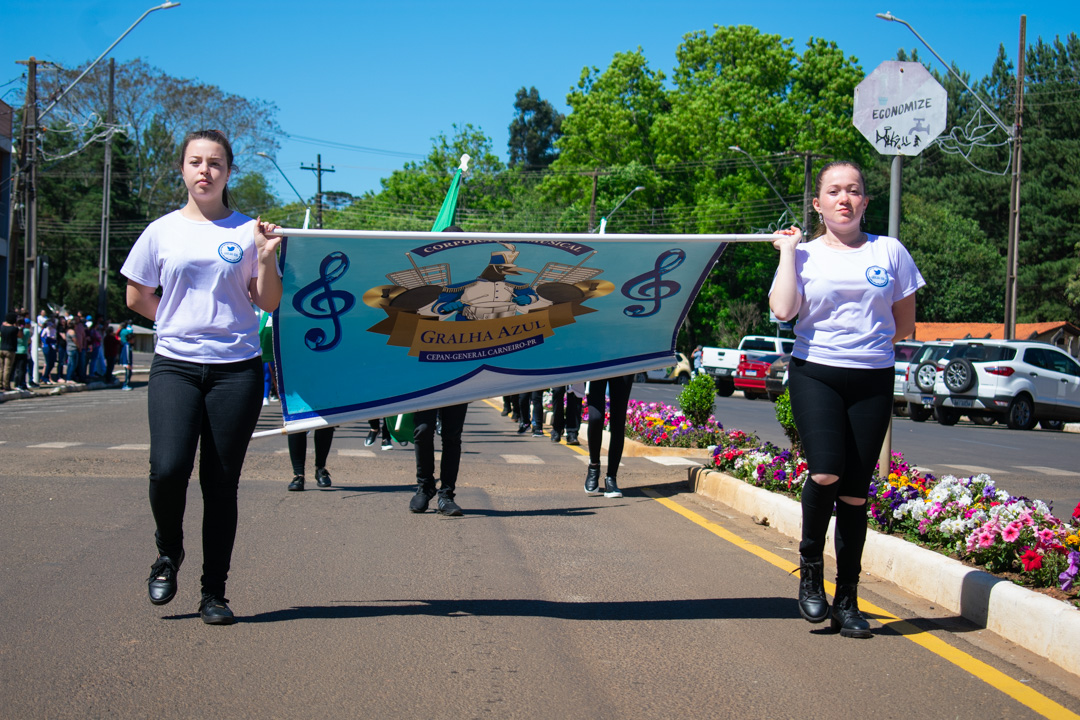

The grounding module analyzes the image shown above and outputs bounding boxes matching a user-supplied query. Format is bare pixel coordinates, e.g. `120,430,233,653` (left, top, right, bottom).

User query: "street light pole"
256,152,311,229
876,11,1023,339
16,1,180,361
729,146,799,223
595,185,645,234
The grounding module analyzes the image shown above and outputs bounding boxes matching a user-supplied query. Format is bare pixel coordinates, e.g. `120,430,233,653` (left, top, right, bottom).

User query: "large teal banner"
265,229,770,434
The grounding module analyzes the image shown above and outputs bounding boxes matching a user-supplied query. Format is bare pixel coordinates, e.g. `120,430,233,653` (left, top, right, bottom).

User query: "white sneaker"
262,397,270,406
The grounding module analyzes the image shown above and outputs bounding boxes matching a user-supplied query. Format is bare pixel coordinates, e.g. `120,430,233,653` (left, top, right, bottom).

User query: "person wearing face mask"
770,161,924,639
122,129,284,625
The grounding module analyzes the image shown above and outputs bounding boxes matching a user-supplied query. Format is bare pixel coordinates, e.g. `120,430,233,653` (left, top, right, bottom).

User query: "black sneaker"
531,427,544,437
381,438,394,451
409,485,436,513
517,423,529,434
365,429,378,447
565,432,579,446
288,475,304,491
198,593,236,625
584,464,602,496
315,467,332,488
550,431,562,443
147,550,184,606
437,496,464,517
604,475,623,499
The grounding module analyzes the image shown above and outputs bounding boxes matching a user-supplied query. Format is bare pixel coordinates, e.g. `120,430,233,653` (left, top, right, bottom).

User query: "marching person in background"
123,129,284,625
549,384,583,445
286,428,336,491
769,160,923,639
409,226,470,517
583,374,634,499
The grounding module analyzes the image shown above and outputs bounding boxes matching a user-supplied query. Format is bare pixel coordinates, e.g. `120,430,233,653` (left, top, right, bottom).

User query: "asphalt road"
635,381,1080,517
1,385,1079,718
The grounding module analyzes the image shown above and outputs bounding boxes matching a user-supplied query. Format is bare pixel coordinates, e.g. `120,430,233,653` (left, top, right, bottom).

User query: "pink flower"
1001,522,1021,543
977,531,996,549
1037,528,1056,546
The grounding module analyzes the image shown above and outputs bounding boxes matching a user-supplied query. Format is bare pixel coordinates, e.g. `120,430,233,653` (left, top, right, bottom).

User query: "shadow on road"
222,595,802,624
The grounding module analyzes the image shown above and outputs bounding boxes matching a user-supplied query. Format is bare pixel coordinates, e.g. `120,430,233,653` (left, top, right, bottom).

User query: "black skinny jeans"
413,403,468,497
288,427,336,476
587,374,634,471
517,390,544,429
551,386,582,434
147,354,263,598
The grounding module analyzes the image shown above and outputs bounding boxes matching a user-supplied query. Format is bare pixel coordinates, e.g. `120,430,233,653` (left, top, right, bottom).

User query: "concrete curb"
689,466,1080,677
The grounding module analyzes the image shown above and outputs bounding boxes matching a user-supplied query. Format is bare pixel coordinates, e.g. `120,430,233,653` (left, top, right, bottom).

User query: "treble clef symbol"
292,251,356,352
621,249,685,318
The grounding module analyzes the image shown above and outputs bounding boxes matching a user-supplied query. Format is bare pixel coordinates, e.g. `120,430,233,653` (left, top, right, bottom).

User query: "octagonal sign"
853,61,948,156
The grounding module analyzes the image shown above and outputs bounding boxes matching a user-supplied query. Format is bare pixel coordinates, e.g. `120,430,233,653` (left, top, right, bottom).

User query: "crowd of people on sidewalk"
1,306,136,392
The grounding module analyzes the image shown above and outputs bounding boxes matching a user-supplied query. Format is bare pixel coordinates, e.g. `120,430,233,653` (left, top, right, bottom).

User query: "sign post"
853,60,947,478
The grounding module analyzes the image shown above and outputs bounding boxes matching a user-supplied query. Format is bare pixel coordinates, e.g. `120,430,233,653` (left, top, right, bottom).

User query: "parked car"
903,341,953,422
765,354,791,401
734,352,782,400
931,339,1080,430
635,352,693,384
701,335,794,397
893,341,923,415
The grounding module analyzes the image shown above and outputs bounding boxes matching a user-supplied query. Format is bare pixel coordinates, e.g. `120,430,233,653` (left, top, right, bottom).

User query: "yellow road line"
642,488,1080,720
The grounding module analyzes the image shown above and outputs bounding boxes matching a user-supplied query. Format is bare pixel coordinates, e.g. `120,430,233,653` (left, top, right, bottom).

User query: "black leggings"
587,374,634,470
788,358,892,582
147,354,263,598
288,427,336,476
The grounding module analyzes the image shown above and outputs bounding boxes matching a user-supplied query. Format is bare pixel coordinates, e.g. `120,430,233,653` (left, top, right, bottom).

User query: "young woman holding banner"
123,129,284,625
769,161,923,638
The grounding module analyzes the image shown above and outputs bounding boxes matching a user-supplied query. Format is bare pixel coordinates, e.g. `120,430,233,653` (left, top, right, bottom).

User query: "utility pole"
15,58,39,321
587,170,599,233
300,154,334,229
1004,16,1026,340
97,57,115,321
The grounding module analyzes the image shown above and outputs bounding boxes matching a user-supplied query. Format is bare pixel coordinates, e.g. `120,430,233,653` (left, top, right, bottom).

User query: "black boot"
409,480,436,513
603,474,622,498
831,583,872,638
797,556,829,623
584,463,601,496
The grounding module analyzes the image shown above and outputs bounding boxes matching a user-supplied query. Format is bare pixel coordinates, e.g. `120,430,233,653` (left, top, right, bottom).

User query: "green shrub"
774,387,801,455
678,372,717,428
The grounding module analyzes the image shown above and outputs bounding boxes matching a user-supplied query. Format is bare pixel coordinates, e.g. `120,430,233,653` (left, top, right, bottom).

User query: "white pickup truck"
702,335,794,396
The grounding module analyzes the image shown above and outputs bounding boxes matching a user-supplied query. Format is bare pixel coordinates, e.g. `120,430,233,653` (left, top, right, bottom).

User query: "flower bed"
709,435,1080,603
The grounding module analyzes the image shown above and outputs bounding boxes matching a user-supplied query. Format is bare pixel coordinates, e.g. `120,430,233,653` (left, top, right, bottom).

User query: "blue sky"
4,0,1077,201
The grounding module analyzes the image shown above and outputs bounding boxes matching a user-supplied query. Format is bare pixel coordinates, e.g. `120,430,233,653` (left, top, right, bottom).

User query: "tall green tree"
507,86,563,170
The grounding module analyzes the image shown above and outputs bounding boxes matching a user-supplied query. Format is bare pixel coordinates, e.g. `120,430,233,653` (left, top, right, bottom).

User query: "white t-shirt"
121,210,260,363
772,234,925,369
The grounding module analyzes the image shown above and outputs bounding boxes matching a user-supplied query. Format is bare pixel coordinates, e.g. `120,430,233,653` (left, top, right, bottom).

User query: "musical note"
621,249,685,318
292,251,356,351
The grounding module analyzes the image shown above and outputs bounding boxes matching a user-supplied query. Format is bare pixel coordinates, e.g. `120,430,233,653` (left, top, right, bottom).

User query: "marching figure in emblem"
419,243,550,321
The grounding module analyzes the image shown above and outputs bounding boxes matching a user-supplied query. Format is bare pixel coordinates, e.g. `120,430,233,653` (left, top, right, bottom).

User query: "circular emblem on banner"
218,242,244,263
866,266,889,287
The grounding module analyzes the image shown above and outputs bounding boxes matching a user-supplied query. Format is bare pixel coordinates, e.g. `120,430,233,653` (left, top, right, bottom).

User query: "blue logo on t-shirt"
866,266,889,287
218,242,244,263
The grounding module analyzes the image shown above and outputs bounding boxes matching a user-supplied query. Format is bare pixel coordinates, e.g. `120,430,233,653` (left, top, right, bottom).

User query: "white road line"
940,465,996,476
337,449,376,458
28,442,84,449
646,456,702,466
1015,466,1080,478
109,444,150,451
501,454,544,464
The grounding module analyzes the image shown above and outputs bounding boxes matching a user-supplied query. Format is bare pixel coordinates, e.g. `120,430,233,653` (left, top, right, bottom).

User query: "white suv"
931,340,1080,430
903,341,953,422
